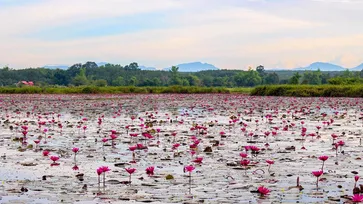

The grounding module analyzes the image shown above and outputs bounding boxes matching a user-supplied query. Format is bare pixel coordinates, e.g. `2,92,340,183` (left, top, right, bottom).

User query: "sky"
1,0,363,70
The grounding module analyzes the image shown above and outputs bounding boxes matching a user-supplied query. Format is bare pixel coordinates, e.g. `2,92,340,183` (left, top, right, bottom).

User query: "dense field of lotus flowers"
0,94,363,203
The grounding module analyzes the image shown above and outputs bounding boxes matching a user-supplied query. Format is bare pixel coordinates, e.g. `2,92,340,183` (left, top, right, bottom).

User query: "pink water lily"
125,168,136,184
352,194,363,203
258,186,270,196
312,170,323,189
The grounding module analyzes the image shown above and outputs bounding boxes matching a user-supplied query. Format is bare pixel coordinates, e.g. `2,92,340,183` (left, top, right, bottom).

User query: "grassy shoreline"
3,85,363,97
0,86,252,94
251,85,363,97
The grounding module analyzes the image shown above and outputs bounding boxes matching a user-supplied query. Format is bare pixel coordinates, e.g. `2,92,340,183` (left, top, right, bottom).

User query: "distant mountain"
139,65,157,70
294,62,346,71
163,62,219,72
351,63,363,71
42,64,69,69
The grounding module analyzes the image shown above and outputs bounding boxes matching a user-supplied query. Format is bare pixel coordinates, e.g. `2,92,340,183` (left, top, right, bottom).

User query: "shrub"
252,85,363,97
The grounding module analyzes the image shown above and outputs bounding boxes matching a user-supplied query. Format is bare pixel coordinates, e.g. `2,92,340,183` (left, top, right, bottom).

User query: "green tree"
187,75,201,86
265,72,279,84
256,65,266,78
342,69,353,78
124,62,139,70
92,79,107,87
302,70,322,85
244,68,262,87
129,76,138,86
289,72,301,84
201,75,213,86
170,66,182,85
152,77,162,86
71,68,88,86
182,79,190,86
83,61,98,69
234,72,247,86
53,69,68,85
112,76,124,86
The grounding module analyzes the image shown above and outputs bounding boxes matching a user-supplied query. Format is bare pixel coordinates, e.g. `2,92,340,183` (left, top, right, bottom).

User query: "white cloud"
0,0,363,69
0,0,181,36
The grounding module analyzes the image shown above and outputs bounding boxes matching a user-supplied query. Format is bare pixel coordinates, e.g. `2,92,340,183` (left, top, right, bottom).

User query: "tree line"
1,62,363,87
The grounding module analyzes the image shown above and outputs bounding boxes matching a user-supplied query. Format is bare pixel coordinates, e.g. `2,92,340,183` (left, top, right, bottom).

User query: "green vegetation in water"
251,85,363,97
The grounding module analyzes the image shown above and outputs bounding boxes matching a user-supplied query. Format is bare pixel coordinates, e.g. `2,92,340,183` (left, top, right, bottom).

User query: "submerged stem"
103,173,106,188
321,161,324,172
189,172,192,194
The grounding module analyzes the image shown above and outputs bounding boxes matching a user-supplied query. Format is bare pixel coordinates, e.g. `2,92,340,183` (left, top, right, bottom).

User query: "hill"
163,62,219,72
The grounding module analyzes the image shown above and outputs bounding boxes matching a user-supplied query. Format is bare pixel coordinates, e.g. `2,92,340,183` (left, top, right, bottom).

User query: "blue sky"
1,0,363,69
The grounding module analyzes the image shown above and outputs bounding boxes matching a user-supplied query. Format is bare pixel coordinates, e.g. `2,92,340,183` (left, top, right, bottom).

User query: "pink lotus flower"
258,186,270,196
318,155,328,161
130,133,138,137
146,166,155,176
241,159,250,175
331,133,338,140
193,157,203,164
337,140,345,146
319,155,328,171
110,134,117,140
136,143,144,149
355,175,360,182
72,147,79,153
43,150,50,156
352,194,363,202
102,138,108,143
72,165,79,171
266,160,274,165
126,168,136,184
266,160,274,173
184,165,195,172
50,156,59,162
190,143,197,149
129,146,137,151
250,146,260,153
97,166,110,188
240,159,250,166
50,155,60,166
240,153,248,158
97,167,103,175
101,166,111,173
184,165,195,194
312,170,323,177
172,143,180,150
126,168,136,175
312,170,323,188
